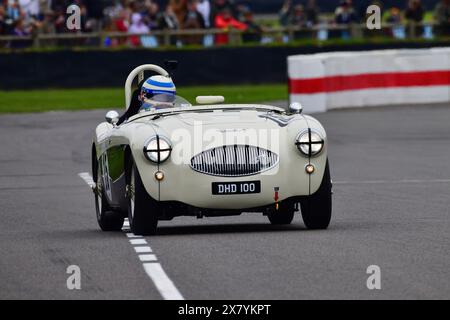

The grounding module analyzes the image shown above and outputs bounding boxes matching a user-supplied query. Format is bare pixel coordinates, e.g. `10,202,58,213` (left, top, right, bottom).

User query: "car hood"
142,109,309,157
120,107,323,166
152,109,304,131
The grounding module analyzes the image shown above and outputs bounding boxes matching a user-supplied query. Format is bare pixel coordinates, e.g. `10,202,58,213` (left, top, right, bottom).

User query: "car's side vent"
190,145,279,177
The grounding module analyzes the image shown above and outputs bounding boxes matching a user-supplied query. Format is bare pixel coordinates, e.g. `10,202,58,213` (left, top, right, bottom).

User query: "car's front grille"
190,145,279,177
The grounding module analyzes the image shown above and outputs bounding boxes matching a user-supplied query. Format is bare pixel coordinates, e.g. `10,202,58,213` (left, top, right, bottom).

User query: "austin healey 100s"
92,64,332,235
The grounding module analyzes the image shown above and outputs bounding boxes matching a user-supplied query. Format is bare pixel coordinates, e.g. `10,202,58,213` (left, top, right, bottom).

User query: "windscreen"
139,95,192,112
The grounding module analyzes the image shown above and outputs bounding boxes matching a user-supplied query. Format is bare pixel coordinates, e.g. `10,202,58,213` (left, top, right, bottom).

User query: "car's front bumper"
154,195,305,220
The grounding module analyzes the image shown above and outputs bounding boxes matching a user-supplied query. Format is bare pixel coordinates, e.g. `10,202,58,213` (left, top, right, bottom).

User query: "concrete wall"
288,48,450,113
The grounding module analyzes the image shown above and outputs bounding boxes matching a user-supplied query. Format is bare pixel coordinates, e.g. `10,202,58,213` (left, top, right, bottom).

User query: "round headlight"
143,136,172,163
295,129,324,157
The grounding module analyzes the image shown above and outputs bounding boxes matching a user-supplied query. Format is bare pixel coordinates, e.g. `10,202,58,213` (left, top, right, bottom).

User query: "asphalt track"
0,103,449,300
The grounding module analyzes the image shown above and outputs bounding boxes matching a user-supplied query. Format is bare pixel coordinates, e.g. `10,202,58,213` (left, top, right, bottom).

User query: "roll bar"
124,64,170,110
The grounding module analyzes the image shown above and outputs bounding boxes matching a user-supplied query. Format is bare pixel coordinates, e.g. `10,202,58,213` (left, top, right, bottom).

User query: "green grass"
0,84,288,114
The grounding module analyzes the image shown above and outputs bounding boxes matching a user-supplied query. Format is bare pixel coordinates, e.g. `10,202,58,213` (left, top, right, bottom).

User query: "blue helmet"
141,75,176,98
139,75,177,111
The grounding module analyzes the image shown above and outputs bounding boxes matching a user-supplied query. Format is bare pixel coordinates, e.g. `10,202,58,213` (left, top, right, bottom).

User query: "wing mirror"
105,110,120,125
289,102,303,114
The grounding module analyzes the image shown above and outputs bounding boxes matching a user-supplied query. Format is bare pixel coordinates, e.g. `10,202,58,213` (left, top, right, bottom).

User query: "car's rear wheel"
94,160,124,231
268,203,295,225
300,159,332,230
127,159,159,235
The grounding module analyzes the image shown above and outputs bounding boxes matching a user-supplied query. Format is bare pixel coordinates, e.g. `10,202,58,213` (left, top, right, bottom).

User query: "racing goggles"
142,89,176,103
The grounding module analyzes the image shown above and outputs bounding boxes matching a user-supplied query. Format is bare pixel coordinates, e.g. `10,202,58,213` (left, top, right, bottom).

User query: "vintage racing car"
92,64,332,235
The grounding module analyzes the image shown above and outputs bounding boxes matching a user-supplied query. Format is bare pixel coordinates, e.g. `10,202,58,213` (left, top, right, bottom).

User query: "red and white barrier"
288,48,450,113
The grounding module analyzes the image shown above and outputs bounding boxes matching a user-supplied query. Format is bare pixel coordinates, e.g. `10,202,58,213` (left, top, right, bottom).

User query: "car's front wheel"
300,159,332,230
127,159,159,235
93,160,124,231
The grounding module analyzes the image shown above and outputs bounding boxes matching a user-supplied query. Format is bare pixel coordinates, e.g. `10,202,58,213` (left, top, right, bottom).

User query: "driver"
139,75,177,112
116,75,177,125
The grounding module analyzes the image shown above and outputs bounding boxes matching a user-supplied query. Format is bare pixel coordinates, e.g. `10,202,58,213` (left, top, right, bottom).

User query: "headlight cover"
295,129,324,157
143,135,172,163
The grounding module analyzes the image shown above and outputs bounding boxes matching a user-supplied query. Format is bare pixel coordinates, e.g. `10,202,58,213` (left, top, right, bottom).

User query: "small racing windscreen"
139,94,192,112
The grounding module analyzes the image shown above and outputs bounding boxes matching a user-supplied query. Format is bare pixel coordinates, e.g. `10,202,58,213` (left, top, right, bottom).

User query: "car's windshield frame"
125,104,287,124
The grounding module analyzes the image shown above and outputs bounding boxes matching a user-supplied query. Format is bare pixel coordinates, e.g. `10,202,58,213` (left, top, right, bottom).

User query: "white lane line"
78,172,96,188
128,240,183,299
139,254,158,262
143,263,184,300
334,178,450,185
126,232,142,238
135,246,152,253
78,172,183,300
130,239,147,245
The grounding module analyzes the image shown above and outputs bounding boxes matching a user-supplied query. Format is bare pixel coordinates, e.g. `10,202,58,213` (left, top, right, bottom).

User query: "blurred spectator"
18,0,40,17
170,0,188,27
53,5,66,33
212,0,234,14
387,7,402,24
241,8,262,43
7,0,21,21
129,12,149,34
305,0,319,27
196,0,213,46
159,3,180,45
211,0,235,23
39,8,56,34
279,0,292,27
291,5,307,28
144,1,160,30
11,13,32,48
292,5,311,40
128,12,149,46
434,0,450,36
386,7,405,39
405,0,424,23
38,0,50,16
79,2,93,32
159,3,179,30
196,0,211,28
334,0,357,39
279,1,308,28
0,4,7,35
183,0,204,29
183,0,205,45
214,7,246,45
405,0,424,37
128,13,150,46
112,1,132,33
12,14,29,36
335,0,357,25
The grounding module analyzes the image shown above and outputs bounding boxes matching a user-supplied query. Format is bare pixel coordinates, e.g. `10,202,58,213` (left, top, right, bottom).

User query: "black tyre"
127,160,159,235
268,203,295,225
300,159,332,230
93,160,124,231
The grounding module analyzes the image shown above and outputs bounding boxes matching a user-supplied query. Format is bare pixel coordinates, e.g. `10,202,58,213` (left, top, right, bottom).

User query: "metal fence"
0,22,441,50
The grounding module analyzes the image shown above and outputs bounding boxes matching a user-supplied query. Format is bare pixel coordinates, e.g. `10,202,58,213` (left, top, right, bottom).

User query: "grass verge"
0,84,287,114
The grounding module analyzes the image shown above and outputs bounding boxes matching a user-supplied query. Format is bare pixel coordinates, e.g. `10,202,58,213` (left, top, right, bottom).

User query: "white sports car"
92,64,332,235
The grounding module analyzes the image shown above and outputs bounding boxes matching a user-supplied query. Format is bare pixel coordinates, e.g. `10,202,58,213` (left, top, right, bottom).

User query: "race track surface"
0,104,449,299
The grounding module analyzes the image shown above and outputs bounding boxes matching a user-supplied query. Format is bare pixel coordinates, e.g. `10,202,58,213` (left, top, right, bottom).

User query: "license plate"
212,181,261,195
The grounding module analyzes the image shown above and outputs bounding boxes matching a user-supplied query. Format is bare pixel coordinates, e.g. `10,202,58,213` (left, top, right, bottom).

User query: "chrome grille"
190,145,279,177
